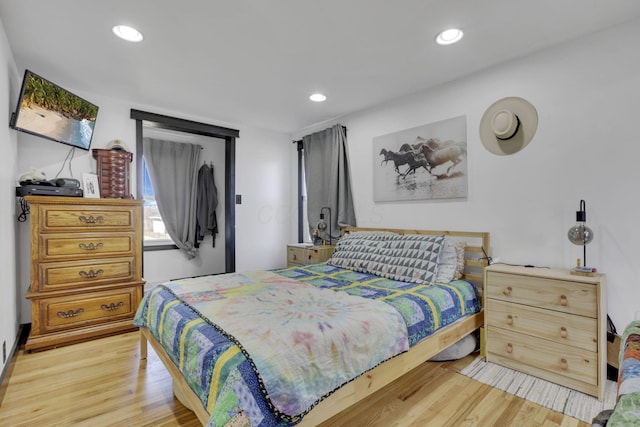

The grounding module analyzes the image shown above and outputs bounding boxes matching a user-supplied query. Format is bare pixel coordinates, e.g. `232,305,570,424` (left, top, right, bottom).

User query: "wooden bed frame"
139,227,490,426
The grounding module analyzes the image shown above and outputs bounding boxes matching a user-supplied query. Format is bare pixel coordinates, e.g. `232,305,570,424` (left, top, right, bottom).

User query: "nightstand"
287,245,335,267
484,264,606,399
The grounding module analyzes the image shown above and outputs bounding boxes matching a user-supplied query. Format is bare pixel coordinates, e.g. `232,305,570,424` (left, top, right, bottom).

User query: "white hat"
479,97,538,155
107,139,129,151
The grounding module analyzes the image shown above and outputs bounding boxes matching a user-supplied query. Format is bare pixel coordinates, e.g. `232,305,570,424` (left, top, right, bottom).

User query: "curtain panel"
143,137,202,258
302,124,356,242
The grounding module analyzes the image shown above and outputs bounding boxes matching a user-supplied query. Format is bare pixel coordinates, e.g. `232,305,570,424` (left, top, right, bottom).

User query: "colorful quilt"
134,263,481,427
608,320,640,426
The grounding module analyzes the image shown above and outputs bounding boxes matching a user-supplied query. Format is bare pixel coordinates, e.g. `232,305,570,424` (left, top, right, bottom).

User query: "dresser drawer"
38,233,136,261
36,257,139,292
486,271,597,317
34,287,140,333
38,205,137,232
486,326,598,386
486,299,598,352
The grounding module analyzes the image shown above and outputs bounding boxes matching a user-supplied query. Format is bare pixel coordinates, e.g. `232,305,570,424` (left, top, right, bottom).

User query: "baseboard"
0,324,30,406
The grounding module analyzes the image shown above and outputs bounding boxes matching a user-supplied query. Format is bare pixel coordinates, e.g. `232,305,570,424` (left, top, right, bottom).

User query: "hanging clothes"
196,162,218,247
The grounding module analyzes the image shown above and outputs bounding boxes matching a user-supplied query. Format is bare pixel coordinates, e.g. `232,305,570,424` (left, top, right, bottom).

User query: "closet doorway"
131,109,239,278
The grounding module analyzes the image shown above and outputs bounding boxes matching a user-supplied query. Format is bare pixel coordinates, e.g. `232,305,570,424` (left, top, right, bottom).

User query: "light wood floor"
0,331,589,427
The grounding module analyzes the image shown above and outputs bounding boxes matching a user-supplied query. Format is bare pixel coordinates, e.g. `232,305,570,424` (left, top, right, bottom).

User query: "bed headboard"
340,226,490,293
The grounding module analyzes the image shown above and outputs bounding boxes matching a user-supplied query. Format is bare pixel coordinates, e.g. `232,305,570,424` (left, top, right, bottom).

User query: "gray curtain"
303,124,356,243
143,137,201,259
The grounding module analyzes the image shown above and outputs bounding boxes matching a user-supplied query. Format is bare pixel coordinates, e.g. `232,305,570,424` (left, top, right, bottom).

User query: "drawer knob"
506,315,514,325
101,302,124,311
79,242,104,251
506,343,513,354
560,358,568,370
292,254,297,261
560,326,568,338
79,269,104,279
78,215,104,224
57,308,84,318
503,286,512,296
560,295,568,306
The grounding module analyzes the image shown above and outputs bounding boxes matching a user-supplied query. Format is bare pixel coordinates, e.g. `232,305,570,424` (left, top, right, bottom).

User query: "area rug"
459,357,617,423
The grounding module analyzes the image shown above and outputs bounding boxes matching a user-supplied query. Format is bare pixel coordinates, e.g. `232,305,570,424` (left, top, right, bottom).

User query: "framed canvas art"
373,115,468,202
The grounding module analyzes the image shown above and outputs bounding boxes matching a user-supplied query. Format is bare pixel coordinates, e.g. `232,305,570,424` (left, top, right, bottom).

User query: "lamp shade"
567,199,593,268
567,224,594,245
317,207,332,245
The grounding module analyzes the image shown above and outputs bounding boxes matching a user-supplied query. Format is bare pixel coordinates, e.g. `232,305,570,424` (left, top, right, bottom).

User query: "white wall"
235,125,295,272
0,17,19,373
16,92,292,324
296,19,640,328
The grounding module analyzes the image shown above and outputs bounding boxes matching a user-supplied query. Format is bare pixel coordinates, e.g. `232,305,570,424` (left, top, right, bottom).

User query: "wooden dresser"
484,264,606,399
287,244,335,267
24,196,144,351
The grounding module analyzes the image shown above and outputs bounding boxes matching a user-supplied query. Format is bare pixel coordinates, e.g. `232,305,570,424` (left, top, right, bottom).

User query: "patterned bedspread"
134,263,481,427
608,320,640,426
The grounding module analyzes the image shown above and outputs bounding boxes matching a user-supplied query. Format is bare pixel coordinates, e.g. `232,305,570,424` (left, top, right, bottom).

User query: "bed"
593,319,640,426
135,227,490,426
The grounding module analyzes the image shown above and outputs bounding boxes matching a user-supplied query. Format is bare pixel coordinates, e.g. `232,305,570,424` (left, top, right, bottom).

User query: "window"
142,158,174,246
131,108,239,272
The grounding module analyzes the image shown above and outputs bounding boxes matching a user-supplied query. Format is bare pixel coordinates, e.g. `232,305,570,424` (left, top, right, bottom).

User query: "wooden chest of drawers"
287,245,335,267
92,148,133,198
484,264,606,399
24,196,144,351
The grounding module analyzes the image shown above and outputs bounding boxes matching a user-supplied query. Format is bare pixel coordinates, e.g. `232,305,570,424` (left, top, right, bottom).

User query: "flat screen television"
10,69,99,151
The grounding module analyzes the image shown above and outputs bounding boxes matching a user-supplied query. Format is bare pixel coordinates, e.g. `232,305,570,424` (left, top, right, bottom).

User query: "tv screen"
11,69,99,151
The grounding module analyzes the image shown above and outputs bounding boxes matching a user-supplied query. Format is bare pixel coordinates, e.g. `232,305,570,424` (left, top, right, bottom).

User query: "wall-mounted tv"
10,69,99,151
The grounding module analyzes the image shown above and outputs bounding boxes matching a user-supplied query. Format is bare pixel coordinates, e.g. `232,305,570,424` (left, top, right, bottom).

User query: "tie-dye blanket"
134,263,481,427
607,320,640,426
163,270,409,417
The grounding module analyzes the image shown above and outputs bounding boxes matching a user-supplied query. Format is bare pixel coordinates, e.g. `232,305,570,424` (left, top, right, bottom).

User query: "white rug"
459,357,617,423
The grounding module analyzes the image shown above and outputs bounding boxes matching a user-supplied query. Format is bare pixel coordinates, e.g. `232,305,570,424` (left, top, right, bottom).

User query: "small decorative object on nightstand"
484,264,606,400
287,244,335,267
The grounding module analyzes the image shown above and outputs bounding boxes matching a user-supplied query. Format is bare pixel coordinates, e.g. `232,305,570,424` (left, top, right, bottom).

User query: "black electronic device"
19,179,54,187
53,178,81,188
16,184,83,197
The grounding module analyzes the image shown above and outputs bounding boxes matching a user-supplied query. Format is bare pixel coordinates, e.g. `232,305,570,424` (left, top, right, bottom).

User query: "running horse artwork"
378,137,466,178
416,137,467,176
372,115,468,202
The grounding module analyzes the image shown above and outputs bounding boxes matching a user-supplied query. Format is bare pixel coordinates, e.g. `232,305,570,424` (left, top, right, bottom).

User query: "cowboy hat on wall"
479,96,538,155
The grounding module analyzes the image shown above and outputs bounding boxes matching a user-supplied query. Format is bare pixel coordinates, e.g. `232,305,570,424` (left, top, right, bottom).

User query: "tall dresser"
24,196,144,351
484,264,606,399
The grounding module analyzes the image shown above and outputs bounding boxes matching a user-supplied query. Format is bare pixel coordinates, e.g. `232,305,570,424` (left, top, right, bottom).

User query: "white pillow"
429,333,477,361
435,238,466,283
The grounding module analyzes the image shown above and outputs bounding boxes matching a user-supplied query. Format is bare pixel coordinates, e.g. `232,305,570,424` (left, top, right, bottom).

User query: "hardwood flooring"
0,331,589,427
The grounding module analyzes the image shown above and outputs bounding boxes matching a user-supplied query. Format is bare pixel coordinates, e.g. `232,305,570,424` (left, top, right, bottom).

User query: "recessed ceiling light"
309,93,327,102
435,28,463,46
112,25,144,42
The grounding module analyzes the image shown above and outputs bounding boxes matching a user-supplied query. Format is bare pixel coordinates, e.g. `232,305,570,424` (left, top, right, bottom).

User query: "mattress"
134,263,481,427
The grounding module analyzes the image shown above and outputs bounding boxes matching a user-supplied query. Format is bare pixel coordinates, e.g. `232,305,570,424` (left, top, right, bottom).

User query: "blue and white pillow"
329,232,444,284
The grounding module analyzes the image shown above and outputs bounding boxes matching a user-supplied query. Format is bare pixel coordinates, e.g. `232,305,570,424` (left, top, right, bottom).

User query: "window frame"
131,109,239,272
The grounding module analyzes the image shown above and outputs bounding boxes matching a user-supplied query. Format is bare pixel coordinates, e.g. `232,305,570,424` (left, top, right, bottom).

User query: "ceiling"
2,0,640,134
